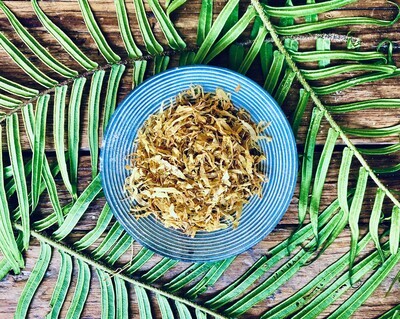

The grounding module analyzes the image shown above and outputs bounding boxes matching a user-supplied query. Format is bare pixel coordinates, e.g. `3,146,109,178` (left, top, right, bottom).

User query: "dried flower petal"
124,86,270,237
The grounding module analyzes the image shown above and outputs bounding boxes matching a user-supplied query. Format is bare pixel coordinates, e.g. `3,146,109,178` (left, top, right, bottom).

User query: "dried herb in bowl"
124,86,271,237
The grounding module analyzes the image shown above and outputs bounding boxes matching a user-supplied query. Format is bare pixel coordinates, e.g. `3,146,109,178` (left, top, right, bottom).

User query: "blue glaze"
100,65,297,262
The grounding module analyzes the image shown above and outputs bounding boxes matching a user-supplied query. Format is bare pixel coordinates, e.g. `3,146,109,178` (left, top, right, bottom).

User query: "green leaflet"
0,1,77,77
15,242,52,318
126,247,154,275
389,206,400,254
103,64,126,131
114,0,142,59
156,294,174,319
260,42,273,79
195,309,207,319
261,233,372,319
92,222,124,260
185,257,235,299
33,201,71,232
224,211,344,317
378,305,400,319
68,77,86,198
343,123,400,137
194,0,240,64
375,163,400,174
154,55,170,74
263,0,357,18
74,204,113,251
65,259,91,319
147,0,186,50
6,113,29,249
0,125,23,273
275,15,400,35
228,44,245,71
263,50,285,93
291,50,387,63
31,94,50,210
204,6,257,64
114,277,129,319
88,70,106,179
167,0,187,16
348,167,369,283
133,60,148,89
133,0,163,55
298,108,323,226
134,285,153,319
274,69,296,104
309,128,339,245
358,143,400,156
197,0,213,46
0,75,38,99
165,263,213,293
46,250,73,319
77,0,120,63
291,89,310,137
370,189,386,262
303,64,396,81
327,250,400,319
292,242,388,319
0,32,57,88
97,269,116,319
338,147,353,217
53,174,103,241
316,37,330,67
32,0,98,70
179,51,196,66
104,233,134,265
238,26,268,74
313,71,399,95
222,2,239,34
305,0,318,22
0,257,12,280
176,301,193,319
142,258,179,283
53,85,74,198
206,199,341,310
0,93,21,109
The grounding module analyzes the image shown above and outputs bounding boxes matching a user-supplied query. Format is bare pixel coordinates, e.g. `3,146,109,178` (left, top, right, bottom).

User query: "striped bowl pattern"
100,65,297,262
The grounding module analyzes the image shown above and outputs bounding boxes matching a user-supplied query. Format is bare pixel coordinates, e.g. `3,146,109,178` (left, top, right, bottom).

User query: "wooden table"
0,1,399,318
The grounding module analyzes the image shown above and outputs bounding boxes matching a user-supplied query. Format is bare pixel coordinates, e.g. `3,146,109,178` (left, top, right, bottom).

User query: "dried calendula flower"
124,85,271,237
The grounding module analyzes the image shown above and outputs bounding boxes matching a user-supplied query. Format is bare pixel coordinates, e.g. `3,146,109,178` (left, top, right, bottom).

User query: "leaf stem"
251,0,400,209
12,223,228,319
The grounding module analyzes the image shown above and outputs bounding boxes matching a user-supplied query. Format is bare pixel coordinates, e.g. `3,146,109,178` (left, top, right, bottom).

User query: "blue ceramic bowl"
100,65,297,262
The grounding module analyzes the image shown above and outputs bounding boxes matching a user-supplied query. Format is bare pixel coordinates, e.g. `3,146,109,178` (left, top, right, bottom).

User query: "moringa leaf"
133,60,148,89
142,258,179,283
126,247,154,275
156,294,174,319
167,0,187,16
338,147,353,217
0,75,38,99
263,50,285,93
175,301,193,319
104,233,134,265
165,263,213,293
228,44,245,71
135,285,153,319
92,222,125,260
238,26,268,74
291,89,310,137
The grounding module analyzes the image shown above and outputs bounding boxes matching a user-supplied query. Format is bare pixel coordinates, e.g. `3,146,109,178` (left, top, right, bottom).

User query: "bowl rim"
100,64,298,262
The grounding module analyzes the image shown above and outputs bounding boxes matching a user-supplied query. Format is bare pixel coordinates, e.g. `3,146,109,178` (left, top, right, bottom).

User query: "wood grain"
0,1,399,318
